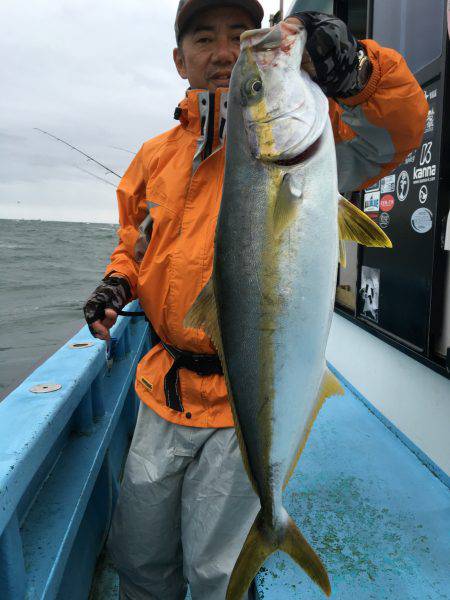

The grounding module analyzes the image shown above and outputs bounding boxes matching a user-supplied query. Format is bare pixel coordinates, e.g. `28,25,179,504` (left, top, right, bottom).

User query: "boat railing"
0,302,150,600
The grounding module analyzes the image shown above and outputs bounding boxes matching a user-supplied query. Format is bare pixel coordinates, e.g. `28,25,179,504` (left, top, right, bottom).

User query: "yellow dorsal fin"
284,368,344,488
184,279,257,492
338,196,393,248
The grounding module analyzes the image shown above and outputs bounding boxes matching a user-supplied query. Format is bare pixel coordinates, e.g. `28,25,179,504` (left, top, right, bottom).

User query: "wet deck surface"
91,383,450,600
256,386,450,600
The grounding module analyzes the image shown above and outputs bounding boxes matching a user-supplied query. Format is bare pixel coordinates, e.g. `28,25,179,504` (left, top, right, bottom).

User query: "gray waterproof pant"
107,403,260,600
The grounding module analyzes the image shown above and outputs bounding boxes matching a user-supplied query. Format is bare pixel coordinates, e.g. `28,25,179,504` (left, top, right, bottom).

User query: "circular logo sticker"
419,185,428,204
380,194,395,212
379,213,390,229
411,208,433,234
397,170,410,202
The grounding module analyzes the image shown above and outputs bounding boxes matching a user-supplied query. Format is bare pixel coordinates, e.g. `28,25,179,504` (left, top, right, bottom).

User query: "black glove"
293,11,372,98
83,276,131,336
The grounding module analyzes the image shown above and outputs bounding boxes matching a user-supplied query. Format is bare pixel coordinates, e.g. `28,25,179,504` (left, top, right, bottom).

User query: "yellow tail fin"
226,509,331,599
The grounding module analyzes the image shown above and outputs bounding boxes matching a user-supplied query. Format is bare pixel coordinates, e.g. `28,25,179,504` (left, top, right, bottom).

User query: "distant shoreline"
0,217,118,226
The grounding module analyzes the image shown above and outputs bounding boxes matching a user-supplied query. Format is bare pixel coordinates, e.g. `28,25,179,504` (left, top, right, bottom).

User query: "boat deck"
91,378,450,600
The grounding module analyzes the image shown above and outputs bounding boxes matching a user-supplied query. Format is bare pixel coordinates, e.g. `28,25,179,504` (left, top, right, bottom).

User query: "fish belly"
270,173,338,490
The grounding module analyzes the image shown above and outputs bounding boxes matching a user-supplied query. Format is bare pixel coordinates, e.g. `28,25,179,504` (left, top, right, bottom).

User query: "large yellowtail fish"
186,20,391,600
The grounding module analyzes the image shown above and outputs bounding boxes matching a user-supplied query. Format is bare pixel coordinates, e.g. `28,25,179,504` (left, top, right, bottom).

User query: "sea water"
0,219,118,396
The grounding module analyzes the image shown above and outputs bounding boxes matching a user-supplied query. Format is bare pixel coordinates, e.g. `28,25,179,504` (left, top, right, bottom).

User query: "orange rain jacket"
105,39,428,429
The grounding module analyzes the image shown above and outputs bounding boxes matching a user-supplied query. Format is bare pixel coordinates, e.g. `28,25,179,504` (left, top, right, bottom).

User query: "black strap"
117,310,161,347
118,310,146,317
161,342,223,413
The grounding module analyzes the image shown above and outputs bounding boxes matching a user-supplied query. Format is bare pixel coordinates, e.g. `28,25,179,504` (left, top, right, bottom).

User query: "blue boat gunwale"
0,306,134,533
0,302,150,600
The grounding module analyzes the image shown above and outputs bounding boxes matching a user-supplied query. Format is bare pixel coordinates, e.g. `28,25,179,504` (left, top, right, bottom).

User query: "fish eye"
251,80,262,93
243,77,263,100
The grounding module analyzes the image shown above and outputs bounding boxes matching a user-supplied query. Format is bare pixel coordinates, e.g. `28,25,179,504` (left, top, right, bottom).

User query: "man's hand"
89,308,118,342
83,276,131,342
285,12,372,98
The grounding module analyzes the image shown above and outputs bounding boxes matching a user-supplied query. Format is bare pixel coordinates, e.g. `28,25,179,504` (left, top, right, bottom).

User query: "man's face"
173,7,255,92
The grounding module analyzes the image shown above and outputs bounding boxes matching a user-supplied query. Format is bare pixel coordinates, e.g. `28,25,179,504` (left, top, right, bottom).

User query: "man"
84,2,428,598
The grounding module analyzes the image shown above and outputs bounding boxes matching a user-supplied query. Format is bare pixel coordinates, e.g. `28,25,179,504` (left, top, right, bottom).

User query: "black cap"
175,0,264,43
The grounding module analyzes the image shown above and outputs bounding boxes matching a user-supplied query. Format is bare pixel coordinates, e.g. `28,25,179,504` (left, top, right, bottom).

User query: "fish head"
236,20,329,163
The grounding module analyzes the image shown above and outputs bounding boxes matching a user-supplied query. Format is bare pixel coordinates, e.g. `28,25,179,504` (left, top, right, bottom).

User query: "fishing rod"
35,128,122,179
35,128,145,318
75,166,117,187
110,145,136,156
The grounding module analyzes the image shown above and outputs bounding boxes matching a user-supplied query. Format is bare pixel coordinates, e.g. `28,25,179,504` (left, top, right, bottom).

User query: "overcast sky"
0,0,281,223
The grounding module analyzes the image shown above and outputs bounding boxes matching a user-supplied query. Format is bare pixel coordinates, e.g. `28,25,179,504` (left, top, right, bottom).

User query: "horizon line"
0,217,118,226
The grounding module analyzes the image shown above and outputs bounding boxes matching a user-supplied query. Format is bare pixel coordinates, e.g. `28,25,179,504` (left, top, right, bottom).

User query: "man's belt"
161,341,223,413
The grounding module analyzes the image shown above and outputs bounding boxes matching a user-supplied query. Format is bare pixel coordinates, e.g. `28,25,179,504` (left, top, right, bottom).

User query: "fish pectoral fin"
226,509,331,599
183,278,222,352
338,196,393,248
273,173,302,238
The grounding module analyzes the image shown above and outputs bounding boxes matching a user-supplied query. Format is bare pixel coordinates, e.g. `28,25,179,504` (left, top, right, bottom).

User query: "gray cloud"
0,0,279,222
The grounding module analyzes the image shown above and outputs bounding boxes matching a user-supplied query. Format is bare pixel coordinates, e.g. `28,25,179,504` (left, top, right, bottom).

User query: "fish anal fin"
320,368,344,401
284,369,344,488
273,173,302,238
338,195,393,249
226,510,331,599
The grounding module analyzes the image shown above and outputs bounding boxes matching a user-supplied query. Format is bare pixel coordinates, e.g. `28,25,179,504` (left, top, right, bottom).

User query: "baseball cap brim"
176,0,264,42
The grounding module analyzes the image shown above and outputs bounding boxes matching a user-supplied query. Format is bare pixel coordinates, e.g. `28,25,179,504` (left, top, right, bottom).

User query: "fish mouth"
272,134,323,167
241,22,304,51
251,106,305,126
241,27,266,42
